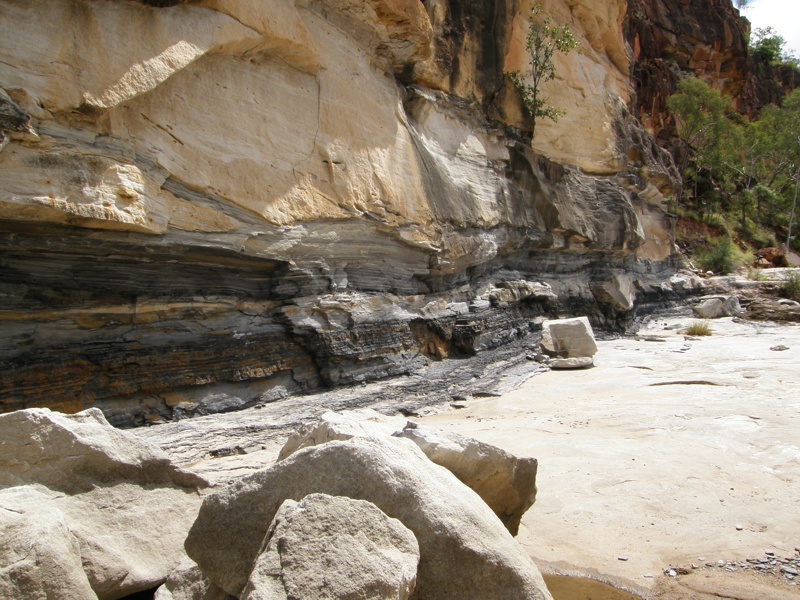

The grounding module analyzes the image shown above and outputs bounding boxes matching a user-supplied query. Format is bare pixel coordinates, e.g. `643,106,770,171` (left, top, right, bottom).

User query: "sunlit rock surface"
0,0,693,422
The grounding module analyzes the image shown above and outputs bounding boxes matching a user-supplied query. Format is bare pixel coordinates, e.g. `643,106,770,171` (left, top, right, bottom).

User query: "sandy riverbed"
418,316,800,598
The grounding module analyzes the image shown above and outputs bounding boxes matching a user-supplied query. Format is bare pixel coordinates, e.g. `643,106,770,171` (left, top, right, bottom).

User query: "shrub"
781,270,800,300
683,321,712,336
696,235,745,274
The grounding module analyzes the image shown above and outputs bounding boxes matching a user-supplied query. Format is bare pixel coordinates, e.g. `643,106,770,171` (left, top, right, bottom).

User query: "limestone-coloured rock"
0,408,208,600
541,317,598,358
278,409,407,461
278,409,539,535
396,422,538,536
550,356,594,369
0,408,206,493
241,493,419,600
0,486,97,600
185,436,552,599
154,558,232,600
692,296,742,319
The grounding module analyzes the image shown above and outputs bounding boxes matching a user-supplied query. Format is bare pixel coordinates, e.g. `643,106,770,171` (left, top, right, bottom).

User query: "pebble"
735,525,743,531
766,550,775,556
667,569,677,577
782,567,799,576
618,556,629,561
643,573,653,579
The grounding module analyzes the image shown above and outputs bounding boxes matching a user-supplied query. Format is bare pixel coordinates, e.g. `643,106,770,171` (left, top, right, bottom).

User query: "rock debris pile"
665,548,800,585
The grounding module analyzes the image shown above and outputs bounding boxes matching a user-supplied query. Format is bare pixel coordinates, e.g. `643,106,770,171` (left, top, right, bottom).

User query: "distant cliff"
627,0,800,143
0,0,701,423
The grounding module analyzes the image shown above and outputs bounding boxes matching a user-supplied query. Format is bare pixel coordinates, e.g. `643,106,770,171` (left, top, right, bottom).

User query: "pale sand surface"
418,316,800,595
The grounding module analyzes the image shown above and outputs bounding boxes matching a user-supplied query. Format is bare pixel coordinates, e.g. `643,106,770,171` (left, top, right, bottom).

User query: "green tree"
750,27,798,68
666,77,738,211
508,3,579,138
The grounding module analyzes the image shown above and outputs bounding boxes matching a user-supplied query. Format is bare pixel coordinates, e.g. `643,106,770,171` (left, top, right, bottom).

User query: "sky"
739,0,800,58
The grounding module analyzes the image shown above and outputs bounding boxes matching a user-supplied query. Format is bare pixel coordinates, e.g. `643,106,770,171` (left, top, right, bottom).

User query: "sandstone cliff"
0,0,686,424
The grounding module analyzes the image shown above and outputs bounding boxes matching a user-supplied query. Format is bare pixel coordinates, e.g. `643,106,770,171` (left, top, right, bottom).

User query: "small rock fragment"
770,345,789,352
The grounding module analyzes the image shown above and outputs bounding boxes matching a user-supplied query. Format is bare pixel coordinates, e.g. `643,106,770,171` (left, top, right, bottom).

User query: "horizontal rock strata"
0,0,697,421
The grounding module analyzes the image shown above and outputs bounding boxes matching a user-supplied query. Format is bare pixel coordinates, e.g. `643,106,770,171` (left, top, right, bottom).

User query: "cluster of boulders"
0,408,208,599
0,407,553,600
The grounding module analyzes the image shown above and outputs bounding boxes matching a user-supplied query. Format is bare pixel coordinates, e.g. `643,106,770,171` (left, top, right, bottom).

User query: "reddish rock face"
626,0,798,141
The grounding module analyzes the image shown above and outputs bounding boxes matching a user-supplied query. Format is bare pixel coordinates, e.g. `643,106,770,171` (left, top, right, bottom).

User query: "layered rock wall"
0,0,683,423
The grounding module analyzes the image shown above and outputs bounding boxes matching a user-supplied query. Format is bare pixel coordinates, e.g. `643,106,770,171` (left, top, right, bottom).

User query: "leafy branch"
508,3,579,138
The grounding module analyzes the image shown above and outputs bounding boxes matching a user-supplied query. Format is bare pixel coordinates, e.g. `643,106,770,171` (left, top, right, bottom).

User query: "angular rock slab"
540,317,598,358
241,493,419,600
279,409,538,535
692,295,742,319
0,408,206,493
186,436,552,600
0,486,97,600
0,408,208,600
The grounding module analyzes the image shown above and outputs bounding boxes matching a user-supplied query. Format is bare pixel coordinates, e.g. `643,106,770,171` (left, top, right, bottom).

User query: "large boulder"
540,317,598,358
185,436,553,600
279,410,538,535
692,295,742,319
0,409,208,600
0,408,206,493
241,493,419,600
0,486,97,600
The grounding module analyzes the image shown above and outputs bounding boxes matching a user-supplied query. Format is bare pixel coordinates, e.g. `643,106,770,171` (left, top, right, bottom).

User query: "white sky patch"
740,0,800,58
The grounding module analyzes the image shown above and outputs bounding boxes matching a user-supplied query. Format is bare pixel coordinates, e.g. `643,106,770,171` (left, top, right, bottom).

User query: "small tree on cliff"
508,3,579,138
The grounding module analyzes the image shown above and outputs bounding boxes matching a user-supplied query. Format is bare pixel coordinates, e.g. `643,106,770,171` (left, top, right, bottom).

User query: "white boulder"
540,317,598,358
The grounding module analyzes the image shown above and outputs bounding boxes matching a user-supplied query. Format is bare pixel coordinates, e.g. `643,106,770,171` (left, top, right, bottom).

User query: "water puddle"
544,574,643,600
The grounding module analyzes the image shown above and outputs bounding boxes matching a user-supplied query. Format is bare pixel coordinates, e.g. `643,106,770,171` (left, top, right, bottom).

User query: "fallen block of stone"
692,295,742,319
550,356,594,370
0,409,208,600
540,317,598,358
241,493,419,600
185,436,552,600
279,409,538,535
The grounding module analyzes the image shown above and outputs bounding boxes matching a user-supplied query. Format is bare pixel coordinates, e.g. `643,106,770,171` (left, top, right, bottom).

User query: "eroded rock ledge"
0,0,689,423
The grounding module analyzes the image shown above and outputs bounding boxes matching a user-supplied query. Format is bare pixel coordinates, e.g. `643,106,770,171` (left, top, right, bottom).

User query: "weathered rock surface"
550,356,594,369
185,436,552,599
0,408,207,600
540,317,598,358
0,0,687,421
154,558,232,600
0,407,206,493
241,493,419,600
279,409,538,535
692,295,742,319
0,486,98,600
